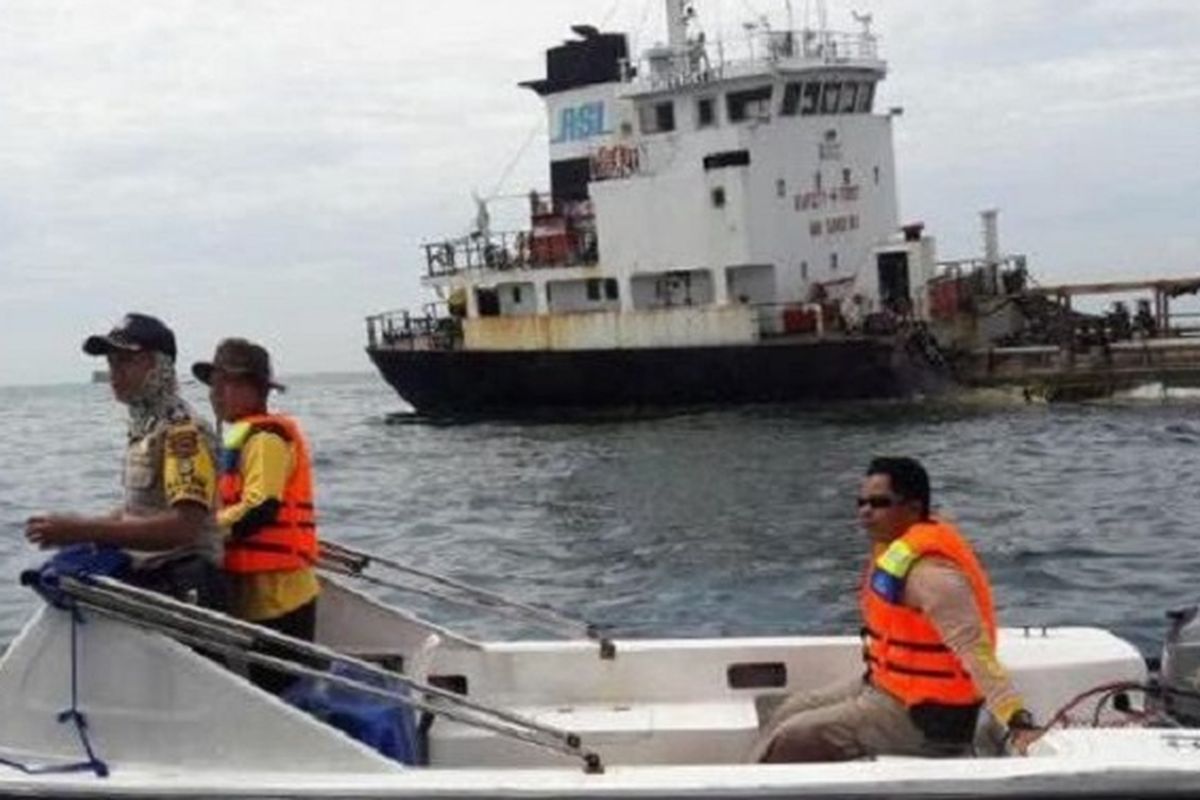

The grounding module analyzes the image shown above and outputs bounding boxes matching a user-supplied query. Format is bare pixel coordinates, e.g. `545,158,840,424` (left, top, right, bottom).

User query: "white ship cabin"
380,1,940,353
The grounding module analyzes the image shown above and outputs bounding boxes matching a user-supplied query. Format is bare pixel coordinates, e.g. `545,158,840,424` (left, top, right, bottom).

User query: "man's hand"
1005,709,1044,755
1007,726,1044,755
25,515,89,549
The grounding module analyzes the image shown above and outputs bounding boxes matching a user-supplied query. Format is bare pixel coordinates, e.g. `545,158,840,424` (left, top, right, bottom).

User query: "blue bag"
283,662,421,765
21,545,132,609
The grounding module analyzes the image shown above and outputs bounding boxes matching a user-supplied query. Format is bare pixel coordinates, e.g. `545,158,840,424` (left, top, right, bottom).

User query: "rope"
0,610,108,778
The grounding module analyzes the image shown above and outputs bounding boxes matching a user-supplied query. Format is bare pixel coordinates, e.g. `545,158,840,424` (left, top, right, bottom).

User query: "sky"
2,0,1198,386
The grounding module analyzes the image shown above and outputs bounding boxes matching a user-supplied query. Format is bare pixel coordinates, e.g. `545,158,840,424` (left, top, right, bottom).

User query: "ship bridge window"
781,82,802,116
801,83,821,115
783,81,833,117
821,83,842,115
839,82,859,114
697,97,716,128
858,82,876,113
640,100,676,134
727,86,773,123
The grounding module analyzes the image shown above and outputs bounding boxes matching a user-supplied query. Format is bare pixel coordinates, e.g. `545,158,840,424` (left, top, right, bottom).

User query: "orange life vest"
218,414,318,573
860,519,997,710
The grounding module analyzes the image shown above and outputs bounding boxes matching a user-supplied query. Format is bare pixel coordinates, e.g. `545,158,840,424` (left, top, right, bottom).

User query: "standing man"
25,313,225,607
751,457,1042,762
192,338,319,692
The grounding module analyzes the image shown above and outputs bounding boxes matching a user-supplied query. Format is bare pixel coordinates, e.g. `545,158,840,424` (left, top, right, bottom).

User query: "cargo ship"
365,1,1005,415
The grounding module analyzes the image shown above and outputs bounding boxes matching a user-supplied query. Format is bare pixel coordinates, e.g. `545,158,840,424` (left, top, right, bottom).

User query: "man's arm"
27,504,210,550
26,422,216,552
906,558,1042,753
216,430,292,537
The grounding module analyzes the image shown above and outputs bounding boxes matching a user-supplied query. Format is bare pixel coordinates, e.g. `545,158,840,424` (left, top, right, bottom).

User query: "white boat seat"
429,698,761,767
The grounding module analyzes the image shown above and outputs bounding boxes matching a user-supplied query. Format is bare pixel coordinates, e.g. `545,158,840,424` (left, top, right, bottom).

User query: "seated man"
750,457,1041,762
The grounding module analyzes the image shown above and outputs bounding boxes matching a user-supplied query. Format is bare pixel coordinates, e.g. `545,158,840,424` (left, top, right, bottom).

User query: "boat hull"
366,338,938,415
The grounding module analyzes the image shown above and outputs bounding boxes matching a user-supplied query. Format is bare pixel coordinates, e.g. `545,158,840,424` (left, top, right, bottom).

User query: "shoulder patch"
877,539,919,579
223,421,254,449
167,426,200,459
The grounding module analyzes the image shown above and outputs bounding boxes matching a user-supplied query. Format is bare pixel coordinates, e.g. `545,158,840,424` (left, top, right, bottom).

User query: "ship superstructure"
366,2,947,413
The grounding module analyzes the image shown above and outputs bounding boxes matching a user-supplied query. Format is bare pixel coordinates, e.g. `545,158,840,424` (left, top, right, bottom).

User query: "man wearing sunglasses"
751,456,1041,762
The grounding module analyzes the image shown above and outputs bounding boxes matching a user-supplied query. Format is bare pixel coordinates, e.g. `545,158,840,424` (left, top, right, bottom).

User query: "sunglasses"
856,495,898,510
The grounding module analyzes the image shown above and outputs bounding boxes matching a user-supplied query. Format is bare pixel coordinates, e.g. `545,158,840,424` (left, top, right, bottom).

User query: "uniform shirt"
904,557,1025,725
123,416,220,568
217,426,319,622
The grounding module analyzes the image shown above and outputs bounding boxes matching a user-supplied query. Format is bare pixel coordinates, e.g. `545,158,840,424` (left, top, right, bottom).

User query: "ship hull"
366,338,938,415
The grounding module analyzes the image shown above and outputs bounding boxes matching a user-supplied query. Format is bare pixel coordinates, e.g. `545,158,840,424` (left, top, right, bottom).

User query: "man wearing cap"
25,313,226,607
194,338,320,693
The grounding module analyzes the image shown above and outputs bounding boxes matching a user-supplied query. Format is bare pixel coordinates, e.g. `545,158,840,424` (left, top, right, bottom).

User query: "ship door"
475,288,501,317
876,252,912,314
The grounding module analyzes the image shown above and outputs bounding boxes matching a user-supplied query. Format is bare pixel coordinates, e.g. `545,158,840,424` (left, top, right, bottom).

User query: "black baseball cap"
83,313,178,362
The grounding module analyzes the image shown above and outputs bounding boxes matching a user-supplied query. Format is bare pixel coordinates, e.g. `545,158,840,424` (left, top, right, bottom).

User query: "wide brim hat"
191,337,286,392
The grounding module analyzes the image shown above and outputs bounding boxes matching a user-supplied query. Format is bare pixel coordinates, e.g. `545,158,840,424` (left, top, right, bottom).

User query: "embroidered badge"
167,428,199,459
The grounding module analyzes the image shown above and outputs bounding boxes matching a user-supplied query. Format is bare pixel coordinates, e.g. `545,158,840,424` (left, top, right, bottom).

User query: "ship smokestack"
981,209,1000,267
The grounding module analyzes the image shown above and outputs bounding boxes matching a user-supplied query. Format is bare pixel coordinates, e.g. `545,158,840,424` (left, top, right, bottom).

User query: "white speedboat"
2,542,1200,798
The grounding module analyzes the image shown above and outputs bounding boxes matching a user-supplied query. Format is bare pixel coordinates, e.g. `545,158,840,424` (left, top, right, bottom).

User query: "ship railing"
424,229,599,277
932,255,1030,299
752,302,844,339
366,308,462,352
753,301,916,340
623,28,879,93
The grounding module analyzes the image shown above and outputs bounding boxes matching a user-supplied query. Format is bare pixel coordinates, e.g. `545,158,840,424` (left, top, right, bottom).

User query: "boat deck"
960,338,1200,399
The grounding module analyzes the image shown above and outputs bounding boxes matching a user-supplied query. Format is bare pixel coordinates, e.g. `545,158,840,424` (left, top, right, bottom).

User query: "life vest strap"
226,539,318,565
861,625,953,654
865,654,964,680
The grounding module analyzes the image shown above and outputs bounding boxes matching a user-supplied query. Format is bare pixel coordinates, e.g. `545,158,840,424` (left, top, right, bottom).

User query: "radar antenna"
852,10,874,38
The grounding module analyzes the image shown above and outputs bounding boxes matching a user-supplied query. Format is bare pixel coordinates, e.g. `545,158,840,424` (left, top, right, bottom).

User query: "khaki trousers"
749,678,974,763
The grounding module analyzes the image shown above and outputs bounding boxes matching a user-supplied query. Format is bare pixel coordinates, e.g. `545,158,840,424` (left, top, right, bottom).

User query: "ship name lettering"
822,214,860,235
551,101,613,144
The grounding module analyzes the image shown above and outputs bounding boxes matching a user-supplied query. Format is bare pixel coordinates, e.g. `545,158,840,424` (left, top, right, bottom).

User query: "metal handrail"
320,541,616,660
625,28,880,94
57,576,604,773
366,310,462,352
422,229,599,277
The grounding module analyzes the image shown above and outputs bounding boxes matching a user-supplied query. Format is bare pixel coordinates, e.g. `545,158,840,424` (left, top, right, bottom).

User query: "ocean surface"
2,372,1199,657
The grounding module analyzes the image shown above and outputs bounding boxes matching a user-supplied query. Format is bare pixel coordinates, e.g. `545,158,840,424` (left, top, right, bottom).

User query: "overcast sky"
2,0,1198,386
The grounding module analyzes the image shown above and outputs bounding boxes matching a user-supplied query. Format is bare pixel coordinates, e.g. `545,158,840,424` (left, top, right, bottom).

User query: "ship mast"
664,0,691,49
